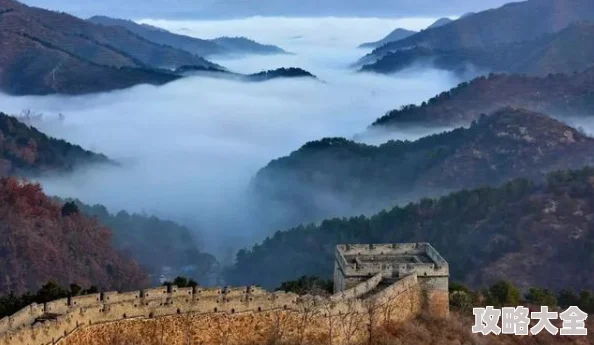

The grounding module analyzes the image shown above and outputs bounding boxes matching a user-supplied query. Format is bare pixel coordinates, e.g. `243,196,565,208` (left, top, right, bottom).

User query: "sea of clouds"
0,17,461,257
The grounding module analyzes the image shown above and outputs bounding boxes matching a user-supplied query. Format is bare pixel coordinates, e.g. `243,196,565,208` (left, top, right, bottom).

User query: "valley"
1,1,594,344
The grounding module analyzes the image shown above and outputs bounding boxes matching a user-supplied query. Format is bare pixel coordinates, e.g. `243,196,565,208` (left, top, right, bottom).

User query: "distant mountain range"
88,16,288,58
230,109,594,289
361,21,594,76
251,108,594,233
358,17,455,50
360,0,594,65
372,66,594,128
0,0,222,95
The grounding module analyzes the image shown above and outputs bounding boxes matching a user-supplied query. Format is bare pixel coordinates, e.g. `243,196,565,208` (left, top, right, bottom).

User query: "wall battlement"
1,243,449,345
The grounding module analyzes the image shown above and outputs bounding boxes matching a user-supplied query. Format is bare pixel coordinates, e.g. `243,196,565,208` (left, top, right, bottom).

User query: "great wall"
0,243,449,345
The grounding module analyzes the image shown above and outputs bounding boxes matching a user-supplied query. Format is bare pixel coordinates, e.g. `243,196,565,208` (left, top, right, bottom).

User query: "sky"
22,0,514,20
0,16,461,259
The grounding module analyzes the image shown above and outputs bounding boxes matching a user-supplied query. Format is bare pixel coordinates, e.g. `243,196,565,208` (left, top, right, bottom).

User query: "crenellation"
1,242,448,345
70,294,101,308
44,298,69,314
141,287,167,300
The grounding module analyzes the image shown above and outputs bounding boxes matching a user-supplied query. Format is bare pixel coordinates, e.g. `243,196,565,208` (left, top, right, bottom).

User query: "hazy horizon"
21,0,512,21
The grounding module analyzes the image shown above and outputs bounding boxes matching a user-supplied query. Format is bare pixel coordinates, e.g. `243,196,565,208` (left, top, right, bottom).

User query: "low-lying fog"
0,17,461,258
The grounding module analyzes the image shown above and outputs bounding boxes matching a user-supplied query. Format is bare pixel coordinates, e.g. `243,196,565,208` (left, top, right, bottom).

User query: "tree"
61,201,79,216
525,288,557,307
485,281,520,308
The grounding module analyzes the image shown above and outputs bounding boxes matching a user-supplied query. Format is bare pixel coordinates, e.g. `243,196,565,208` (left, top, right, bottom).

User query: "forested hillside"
67,200,218,281
0,0,219,95
372,68,594,128
253,108,594,229
228,167,594,291
0,112,110,176
0,178,149,293
361,22,594,77
365,0,594,59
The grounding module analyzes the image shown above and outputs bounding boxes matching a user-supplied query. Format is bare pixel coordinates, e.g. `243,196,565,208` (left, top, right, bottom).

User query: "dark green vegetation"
361,22,594,76
62,199,219,282
88,16,287,57
228,166,594,290
0,282,99,318
0,0,219,95
372,68,594,128
0,112,110,176
450,281,594,314
252,108,594,229
162,276,199,289
245,68,316,82
275,276,333,296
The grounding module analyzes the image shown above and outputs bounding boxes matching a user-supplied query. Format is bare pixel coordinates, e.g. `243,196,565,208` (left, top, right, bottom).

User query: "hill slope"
68,200,218,282
361,22,594,76
88,16,286,57
372,67,594,128
252,108,594,229
0,0,219,94
364,0,594,61
0,112,110,176
358,28,417,49
228,166,594,290
0,178,149,293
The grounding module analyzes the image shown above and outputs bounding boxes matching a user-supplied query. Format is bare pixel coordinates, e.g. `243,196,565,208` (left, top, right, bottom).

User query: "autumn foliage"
0,177,149,294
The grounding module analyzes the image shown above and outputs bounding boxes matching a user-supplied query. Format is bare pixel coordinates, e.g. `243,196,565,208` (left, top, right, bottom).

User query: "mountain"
361,21,594,77
357,17,453,50
0,177,149,293
251,108,594,231
372,67,594,128
0,112,110,176
427,17,452,29
244,68,317,82
364,0,594,62
209,37,287,56
358,28,417,49
88,16,287,57
66,200,219,283
0,0,221,95
227,165,594,291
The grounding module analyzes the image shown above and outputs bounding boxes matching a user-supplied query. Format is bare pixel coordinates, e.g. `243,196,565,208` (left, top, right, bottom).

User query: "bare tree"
266,309,292,345
320,299,337,345
294,295,320,345
363,296,382,345
337,298,361,345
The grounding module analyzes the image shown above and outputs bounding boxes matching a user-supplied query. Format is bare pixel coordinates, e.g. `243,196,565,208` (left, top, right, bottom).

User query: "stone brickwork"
0,243,448,345
334,242,449,318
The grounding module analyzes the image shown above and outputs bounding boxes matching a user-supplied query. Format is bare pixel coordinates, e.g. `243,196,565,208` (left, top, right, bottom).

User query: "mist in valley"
0,17,462,265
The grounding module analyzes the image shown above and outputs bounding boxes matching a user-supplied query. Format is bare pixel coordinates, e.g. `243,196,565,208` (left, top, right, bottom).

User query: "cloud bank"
0,17,460,258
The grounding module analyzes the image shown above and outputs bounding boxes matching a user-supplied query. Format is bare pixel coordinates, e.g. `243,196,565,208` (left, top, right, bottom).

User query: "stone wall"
1,275,425,345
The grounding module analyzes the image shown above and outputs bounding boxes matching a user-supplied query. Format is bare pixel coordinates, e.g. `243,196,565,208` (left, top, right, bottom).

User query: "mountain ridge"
251,108,594,231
